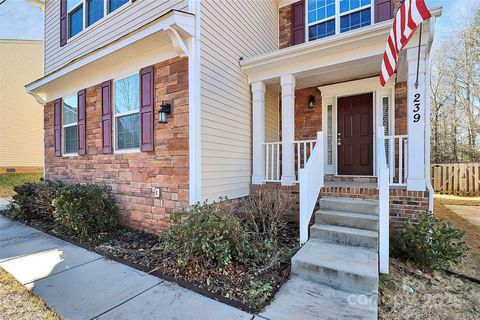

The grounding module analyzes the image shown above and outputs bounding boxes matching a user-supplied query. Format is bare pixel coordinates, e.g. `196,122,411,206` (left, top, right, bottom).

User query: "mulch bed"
0,210,299,313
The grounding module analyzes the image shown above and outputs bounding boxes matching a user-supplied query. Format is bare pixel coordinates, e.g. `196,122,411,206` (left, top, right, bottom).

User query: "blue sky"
0,0,478,46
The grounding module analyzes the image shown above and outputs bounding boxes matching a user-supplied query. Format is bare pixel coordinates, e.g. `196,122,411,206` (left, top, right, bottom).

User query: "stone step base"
316,209,379,231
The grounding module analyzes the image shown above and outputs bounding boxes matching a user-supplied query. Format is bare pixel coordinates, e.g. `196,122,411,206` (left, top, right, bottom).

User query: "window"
68,0,83,38
114,74,140,151
327,104,333,165
109,0,128,13
66,0,129,39
87,0,104,26
382,96,390,164
63,95,78,155
308,0,372,41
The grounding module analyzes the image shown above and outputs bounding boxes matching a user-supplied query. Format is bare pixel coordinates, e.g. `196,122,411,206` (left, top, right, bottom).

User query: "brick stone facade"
279,4,292,49
395,81,407,135
44,56,189,234
294,87,322,140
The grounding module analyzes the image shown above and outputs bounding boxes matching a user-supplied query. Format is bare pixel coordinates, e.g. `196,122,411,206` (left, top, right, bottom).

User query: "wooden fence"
431,163,480,196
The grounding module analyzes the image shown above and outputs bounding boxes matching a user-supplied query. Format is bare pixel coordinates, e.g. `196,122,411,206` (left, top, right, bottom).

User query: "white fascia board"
26,10,195,95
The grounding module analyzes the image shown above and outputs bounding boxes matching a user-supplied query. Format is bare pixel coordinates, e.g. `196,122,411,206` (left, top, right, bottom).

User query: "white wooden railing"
299,132,324,244
377,127,390,274
264,142,282,182
385,135,408,186
295,139,317,182
263,139,317,183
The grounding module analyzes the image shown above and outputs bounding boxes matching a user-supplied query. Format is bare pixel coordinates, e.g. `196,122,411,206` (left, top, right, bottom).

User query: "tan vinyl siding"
265,87,279,142
0,40,44,168
200,0,278,201
44,0,188,74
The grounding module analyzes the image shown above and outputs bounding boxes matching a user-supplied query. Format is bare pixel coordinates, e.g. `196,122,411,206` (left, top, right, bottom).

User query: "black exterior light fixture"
308,95,315,109
159,101,172,124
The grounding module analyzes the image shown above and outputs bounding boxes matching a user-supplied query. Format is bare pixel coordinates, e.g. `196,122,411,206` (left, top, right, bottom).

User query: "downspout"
424,19,434,212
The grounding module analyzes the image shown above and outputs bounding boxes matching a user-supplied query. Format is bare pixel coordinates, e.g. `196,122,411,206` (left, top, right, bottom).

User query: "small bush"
53,184,118,236
7,180,63,221
165,201,254,268
239,189,290,244
391,212,469,271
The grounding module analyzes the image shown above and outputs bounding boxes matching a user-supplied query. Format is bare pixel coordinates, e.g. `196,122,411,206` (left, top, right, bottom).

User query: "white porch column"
281,74,296,186
252,81,266,185
406,46,427,191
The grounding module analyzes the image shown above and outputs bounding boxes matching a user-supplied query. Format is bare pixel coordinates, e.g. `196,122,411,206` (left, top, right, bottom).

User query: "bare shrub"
239,189,292,244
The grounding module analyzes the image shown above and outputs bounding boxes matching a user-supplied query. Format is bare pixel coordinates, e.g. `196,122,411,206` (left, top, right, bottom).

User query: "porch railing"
263,139,318,183
384,135,408,186
377,127,390,274
299,132,324,244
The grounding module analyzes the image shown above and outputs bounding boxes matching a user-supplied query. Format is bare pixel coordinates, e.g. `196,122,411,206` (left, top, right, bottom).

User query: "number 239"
413,93,421,123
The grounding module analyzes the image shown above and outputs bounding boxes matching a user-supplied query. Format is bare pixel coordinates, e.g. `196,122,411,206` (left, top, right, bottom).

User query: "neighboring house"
0,40,44,173
26,0,442,290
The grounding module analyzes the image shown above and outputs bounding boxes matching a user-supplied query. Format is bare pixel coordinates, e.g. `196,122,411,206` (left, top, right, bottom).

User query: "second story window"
308,0,372,41
87,0,104,27
66,0,130,39
68,0,83,38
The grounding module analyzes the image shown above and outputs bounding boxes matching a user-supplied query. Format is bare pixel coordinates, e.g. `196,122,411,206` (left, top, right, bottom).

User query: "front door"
337,93,373,175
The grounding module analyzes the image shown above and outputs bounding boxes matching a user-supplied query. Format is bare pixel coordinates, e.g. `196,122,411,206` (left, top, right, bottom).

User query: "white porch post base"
281,74,296,186
406,46,426,191
252,81,266,185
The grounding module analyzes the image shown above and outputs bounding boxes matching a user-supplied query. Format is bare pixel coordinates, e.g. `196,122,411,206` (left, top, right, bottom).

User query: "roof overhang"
26,10,195,105
240,7,442,89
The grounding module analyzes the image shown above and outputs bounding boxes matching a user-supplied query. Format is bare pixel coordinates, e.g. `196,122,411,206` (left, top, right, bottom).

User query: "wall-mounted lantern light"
308,95,315,109
159,101,172,124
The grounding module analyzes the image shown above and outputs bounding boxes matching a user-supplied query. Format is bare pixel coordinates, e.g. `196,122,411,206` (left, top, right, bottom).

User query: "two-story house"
26,0,441,301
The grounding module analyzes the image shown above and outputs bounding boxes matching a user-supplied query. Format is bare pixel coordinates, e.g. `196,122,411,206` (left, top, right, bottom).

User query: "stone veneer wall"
395,81,407,135
44,56,189,234
279,4,292,49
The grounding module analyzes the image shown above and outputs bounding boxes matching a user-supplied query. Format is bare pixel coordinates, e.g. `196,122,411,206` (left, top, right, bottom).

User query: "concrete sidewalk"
0,215,253,320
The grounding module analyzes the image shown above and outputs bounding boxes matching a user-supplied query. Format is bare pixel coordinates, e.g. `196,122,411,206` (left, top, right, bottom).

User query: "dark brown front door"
337,93,373,175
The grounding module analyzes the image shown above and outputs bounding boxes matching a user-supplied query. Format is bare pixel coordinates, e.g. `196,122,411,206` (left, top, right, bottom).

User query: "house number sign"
413,93,421,123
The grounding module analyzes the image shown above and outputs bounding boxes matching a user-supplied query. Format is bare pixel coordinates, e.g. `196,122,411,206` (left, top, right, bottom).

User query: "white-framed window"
62,95,78,155
114,74,140,151
307,0,373,41
67,0,129,39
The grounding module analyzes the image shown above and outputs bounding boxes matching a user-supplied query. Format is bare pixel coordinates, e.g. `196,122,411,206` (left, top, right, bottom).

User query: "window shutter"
375,0,394,23
101,80,113,154
77,89,87,155
54,98,62,157
60,0,67,47
291,0,305,46
140,66,155,152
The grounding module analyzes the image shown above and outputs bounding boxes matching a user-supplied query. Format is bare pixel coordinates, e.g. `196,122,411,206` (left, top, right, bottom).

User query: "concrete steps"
315,209,379,231
291,196,380,295
291,239,378,294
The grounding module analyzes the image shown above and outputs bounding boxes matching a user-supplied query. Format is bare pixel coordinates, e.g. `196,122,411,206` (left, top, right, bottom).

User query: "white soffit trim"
26,10,195,103
318,76,395,97
278,0,296,8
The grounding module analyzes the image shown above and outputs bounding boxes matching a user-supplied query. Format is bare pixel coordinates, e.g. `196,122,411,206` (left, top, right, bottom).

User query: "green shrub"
391,212,469,271
53,184,118,236
7,180,63,221
165,201,254,268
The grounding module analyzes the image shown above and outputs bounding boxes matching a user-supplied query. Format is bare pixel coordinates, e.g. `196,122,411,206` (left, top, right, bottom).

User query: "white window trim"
305,0,375,42
62,94,79,157
112,73,141,153
67,0,131,42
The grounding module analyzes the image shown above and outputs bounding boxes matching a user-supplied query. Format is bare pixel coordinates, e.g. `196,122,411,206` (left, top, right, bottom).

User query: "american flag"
380,0,432,86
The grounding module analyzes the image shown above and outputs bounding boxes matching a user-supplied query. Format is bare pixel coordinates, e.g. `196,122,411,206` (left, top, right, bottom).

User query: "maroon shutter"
375,0,394,23
54,98,62,157
60,0,67,47
101,80,113,154
140,66,155,152
291,0,305,45
77,89,87,155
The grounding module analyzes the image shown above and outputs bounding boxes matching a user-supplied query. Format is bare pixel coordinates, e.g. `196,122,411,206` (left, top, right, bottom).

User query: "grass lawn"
0,268,60,320
0,173,43,198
